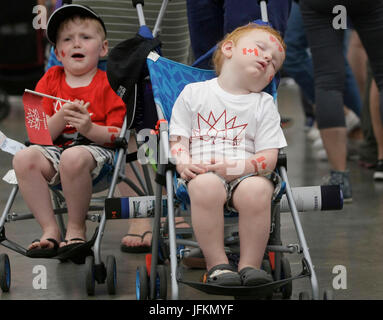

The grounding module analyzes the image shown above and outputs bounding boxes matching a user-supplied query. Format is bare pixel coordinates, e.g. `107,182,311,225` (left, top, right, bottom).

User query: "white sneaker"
312,137,324,149
307,127,320,141
313,148,328,161
345,110,360,133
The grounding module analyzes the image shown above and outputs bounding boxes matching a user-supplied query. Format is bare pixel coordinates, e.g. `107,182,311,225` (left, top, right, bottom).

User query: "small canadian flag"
23,91,53,145
242,48,259,56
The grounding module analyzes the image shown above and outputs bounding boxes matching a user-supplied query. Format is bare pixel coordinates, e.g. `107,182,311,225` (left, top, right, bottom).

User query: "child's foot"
26,229,61,258
60,226,87,248
203,264,241,286
27,229,61,251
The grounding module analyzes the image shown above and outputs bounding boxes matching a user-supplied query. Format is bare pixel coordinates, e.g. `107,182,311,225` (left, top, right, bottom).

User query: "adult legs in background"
119,134,153,251
350,1,383,177
359,65,378,168
370,80,383,180
284,2,361,121
300,1,351,199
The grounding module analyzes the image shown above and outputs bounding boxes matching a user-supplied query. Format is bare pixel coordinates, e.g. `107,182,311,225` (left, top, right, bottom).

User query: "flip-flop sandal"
120,231,152,253
57,238,86,255
26,238,59,258
56,235,96,265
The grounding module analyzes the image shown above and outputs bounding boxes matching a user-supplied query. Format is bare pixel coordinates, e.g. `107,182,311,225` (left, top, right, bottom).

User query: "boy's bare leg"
231,177,273,271
13,148,61,249
188,173,227,271
59,147,96,245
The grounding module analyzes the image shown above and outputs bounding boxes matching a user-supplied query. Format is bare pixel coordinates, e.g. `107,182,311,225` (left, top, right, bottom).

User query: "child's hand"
63,100,92,134
207,158,246,181
177,163,208,181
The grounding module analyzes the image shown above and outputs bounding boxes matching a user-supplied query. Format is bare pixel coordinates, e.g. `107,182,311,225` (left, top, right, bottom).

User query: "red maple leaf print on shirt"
191,110,248,145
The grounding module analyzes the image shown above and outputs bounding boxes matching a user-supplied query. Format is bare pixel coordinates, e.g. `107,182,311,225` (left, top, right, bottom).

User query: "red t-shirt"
35,66,126,144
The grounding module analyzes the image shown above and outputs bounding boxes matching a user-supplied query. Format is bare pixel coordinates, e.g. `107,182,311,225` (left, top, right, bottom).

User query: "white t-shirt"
169,77,287,161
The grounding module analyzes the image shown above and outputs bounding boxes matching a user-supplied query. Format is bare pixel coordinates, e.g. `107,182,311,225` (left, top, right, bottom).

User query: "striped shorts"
30,144,115,186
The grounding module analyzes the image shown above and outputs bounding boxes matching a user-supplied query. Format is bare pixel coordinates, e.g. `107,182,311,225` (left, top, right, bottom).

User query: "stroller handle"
133,0,170,37
132,0,144,7
259,0,269,22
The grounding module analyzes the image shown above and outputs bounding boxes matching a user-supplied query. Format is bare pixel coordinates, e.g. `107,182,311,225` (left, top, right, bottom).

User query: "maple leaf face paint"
233,29,285,92
242,48,259,56
55,18,107,78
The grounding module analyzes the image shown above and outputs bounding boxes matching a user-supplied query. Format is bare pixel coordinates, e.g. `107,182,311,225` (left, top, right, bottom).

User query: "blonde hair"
212,23,286,75
57,15,106,42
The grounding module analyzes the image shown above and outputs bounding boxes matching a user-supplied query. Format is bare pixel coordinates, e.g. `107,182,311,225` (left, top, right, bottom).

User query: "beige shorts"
30,144,115,187
179,171,282,213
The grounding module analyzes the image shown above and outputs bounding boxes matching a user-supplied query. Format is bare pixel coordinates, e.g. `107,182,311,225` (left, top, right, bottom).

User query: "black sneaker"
373,160,383,181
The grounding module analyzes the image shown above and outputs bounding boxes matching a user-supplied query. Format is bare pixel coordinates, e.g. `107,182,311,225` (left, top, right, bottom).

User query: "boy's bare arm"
47,105,70,141
81,123,121,146
207,148,279,181
63,102,121,146
170,135,207,180
245,148,279,175
170,136,191,165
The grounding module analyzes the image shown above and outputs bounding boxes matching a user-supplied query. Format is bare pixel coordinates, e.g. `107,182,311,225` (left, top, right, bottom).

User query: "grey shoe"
239,267,273,286
324,170,352,203
204,264,241,286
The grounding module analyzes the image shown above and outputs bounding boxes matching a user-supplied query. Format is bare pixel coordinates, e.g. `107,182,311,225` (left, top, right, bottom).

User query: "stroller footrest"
178,273,307,298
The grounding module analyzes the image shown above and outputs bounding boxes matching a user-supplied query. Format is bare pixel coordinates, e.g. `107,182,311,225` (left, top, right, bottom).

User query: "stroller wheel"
85,255,95,296
106,255,117,295
155,265,167,300
280,256,292,299
0,253,11,292
136,265,149,300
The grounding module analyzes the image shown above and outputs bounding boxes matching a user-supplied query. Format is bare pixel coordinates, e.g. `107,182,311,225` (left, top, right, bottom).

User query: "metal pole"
153,0,170,37
280,166,320,300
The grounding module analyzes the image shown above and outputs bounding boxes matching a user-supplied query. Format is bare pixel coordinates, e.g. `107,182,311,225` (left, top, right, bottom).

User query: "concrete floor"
0,82,382,300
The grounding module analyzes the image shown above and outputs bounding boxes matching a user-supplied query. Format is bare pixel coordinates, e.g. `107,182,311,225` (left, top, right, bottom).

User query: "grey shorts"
30,144,115,187
180,171,282,213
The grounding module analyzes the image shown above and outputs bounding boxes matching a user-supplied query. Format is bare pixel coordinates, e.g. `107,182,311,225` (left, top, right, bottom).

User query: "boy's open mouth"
71,53,85,59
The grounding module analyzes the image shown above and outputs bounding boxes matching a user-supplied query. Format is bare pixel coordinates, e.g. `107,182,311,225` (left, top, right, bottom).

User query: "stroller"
0,2,159,296
122,0,343,300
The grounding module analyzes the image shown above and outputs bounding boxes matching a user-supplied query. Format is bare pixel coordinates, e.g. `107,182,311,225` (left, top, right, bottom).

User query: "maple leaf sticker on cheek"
242,48,259,56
